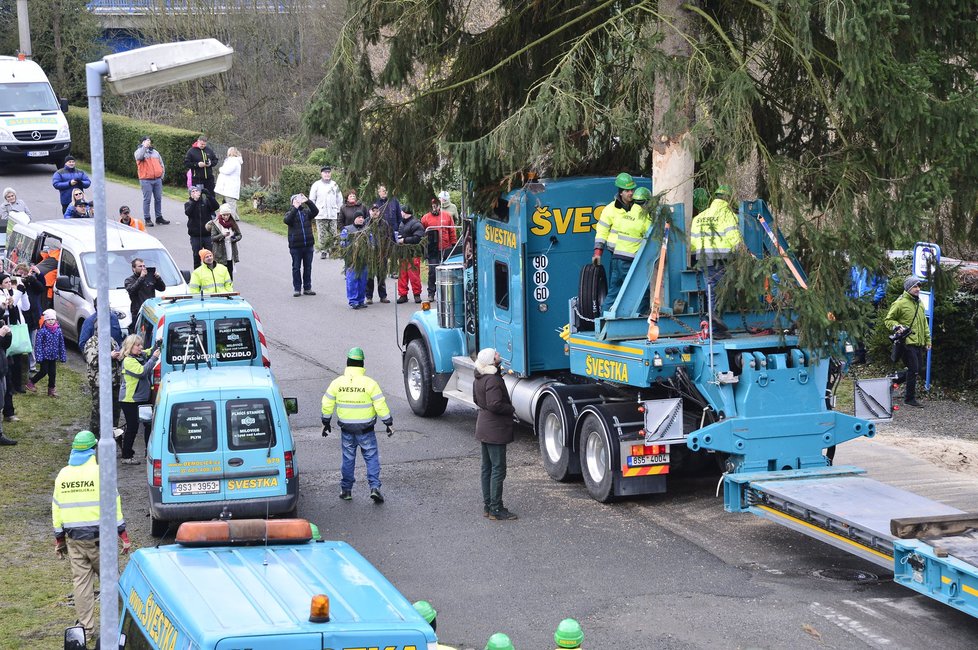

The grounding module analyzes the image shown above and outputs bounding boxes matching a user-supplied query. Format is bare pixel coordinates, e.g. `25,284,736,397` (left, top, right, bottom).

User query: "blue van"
134,293,269,396
64,519,439,649
147,366,298,537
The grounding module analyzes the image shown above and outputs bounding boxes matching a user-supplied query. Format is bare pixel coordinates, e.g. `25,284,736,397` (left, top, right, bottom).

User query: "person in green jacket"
884,275,932,408
118,334,160,463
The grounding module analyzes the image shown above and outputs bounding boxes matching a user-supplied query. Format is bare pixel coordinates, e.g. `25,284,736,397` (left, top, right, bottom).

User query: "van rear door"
161,400,226,505
222,394,287,503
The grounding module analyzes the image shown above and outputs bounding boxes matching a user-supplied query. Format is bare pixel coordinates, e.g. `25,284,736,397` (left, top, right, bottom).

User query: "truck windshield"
80,249,182,289
0,82,60,112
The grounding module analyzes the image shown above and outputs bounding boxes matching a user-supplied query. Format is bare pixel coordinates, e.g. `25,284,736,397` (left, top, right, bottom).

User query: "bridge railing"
87,1,293,14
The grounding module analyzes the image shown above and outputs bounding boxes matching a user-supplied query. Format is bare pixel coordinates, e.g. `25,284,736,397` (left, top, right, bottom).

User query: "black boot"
0,433,17,446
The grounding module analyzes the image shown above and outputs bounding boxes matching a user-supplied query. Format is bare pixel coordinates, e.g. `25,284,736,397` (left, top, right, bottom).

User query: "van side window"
166,321,209,365
120,609,154,649
136,314,153,349
60,250,80,285
4,231,35,270
169,402,217,453
226,398,275,450
214,318,257,362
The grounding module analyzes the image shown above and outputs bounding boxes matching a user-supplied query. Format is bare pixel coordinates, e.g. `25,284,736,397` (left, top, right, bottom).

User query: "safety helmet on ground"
554,618,584,648
633,187,652,204
692,187,710,213
72,430,97,450
347,347,365,361
413,600,437,624
484,632,514,650
714,184,732,197
614,172,637,191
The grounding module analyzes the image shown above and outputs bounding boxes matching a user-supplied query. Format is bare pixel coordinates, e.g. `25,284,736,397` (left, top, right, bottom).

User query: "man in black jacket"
395,205,424,303
124,258,166,325
284,193,319,297
183,136,219,194
185,186,218,268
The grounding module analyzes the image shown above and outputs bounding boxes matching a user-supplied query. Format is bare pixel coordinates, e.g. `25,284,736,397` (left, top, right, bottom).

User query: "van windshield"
0,82,60,112
80,249,182,289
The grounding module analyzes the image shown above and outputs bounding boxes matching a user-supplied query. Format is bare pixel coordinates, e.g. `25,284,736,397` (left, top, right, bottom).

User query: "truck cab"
401,176,872,503
64,519,439,649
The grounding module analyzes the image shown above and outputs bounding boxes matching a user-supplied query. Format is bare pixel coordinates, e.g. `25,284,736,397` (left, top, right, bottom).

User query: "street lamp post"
84,39,232,650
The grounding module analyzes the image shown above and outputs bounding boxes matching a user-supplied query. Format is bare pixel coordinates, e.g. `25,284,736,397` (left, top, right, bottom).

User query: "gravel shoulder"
875,394,978,478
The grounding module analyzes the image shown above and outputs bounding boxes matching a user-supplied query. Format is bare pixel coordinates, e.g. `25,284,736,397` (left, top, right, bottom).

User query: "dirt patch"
874,394,978,478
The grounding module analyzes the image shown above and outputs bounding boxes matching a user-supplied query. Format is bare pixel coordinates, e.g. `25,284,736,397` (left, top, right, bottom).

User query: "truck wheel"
404,339,448,417
537,393,579,481
576,264,607,331
150,516,169,538
579,412,614,502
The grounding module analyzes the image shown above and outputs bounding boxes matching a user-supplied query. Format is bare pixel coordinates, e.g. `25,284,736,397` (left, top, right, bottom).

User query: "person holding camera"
185,185,219,268
884,275,932,409
135,136,169,227
284,193,319,297
52,157,91,214
184,135,219,194
205,204,242,280
124,258,166,325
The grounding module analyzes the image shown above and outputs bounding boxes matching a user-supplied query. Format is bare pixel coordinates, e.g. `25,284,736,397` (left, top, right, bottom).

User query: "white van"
0,55,71,168
3,220,189,341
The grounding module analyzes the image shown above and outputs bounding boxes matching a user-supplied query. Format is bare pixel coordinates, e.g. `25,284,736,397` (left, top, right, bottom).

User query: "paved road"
5,163,978,648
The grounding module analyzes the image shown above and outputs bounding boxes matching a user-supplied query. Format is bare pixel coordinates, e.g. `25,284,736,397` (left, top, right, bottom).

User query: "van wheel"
150,516,169,538
577,264,607,331
579,413,615,503
403,339,448,417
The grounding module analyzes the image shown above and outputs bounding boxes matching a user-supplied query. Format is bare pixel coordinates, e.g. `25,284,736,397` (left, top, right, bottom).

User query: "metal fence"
238,148,296,187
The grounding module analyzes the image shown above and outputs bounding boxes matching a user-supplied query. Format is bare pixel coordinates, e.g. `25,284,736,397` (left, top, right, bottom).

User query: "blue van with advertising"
133,293,269,396
63,519,439,649
147,366,298,537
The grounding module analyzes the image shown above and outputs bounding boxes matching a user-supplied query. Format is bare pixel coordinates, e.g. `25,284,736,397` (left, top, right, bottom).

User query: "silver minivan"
3,219,188,341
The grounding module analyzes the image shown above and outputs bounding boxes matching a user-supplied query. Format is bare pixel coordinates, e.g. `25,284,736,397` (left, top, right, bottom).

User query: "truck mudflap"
726,467,978,621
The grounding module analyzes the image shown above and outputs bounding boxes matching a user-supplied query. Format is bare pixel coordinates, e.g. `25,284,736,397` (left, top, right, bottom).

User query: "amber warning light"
309,594,331,623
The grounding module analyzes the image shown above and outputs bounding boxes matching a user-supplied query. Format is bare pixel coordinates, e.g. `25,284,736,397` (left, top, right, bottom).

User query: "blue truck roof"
160,365,276,393
121,540,436,648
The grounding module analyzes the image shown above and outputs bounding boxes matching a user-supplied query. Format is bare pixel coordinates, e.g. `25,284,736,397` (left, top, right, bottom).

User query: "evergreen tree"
305,1,978,353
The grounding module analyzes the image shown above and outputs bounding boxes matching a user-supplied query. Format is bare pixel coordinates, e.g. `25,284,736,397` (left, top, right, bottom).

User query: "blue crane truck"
401,176,978,620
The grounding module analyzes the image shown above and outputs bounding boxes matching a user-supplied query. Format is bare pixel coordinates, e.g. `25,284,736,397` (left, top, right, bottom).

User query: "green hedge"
278,164,322,203
67,107,200,188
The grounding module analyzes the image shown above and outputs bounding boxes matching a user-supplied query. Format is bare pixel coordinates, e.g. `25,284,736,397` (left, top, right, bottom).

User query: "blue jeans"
340,430,381,490
140,178,163,221
481,442,507,512
705,263,726,316
290,246,314,291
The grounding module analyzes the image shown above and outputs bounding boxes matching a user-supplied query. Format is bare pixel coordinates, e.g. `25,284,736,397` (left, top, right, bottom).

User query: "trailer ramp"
726,467,978,619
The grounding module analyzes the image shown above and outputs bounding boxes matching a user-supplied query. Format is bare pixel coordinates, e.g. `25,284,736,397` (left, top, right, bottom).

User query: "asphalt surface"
5,163,978,649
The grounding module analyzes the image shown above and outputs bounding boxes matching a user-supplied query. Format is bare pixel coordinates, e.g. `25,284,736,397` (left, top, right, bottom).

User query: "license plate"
171,480,220,496
626,453,669,467
27,150,49,157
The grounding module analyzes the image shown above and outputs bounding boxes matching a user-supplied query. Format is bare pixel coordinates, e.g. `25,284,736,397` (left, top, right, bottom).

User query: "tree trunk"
651,0,695,224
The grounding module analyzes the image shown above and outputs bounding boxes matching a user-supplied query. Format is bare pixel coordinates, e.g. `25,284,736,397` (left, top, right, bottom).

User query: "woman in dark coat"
473,347,517,520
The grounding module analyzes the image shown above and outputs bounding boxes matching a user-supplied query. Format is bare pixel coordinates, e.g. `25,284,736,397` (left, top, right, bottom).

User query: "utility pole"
17,0,32,58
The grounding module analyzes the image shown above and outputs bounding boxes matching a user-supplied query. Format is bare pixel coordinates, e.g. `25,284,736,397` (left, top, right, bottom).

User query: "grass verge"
0,367,102,648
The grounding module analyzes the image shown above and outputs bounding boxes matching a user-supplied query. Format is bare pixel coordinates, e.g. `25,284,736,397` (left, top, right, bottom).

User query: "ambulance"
0,55,72,167
63,519,439,649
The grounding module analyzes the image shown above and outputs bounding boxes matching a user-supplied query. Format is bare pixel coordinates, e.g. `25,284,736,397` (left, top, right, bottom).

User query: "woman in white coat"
214,147,243,215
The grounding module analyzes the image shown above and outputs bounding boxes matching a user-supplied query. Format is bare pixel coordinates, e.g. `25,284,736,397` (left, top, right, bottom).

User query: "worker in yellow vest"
188,248,233,294
592,172,637,263
52,431,131,641
321,347,393,503
599,186,654,314
689,184,742,319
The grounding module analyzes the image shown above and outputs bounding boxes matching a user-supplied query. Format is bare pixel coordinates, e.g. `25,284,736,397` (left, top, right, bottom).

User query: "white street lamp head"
103,39,233,95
